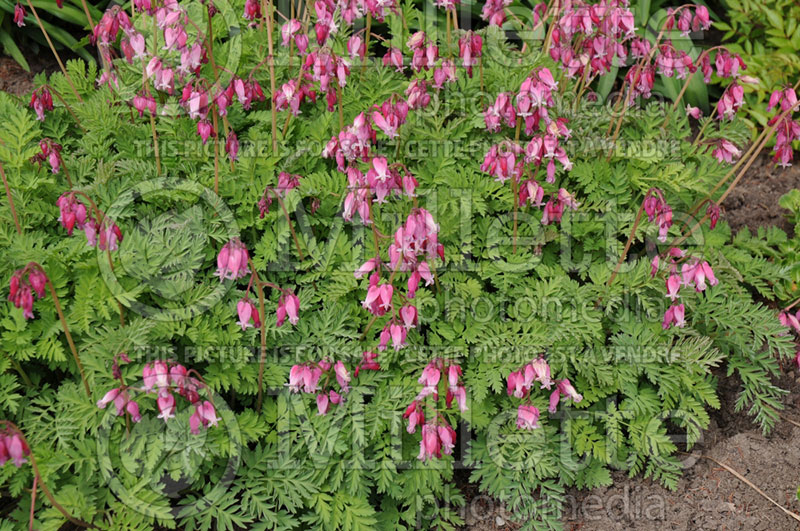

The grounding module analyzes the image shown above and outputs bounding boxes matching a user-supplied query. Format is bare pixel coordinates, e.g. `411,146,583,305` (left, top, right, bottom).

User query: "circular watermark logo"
98,177,240,322
95,382,242,521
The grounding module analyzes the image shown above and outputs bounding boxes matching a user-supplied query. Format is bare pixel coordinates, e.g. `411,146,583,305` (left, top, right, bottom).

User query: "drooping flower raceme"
287,358,354,415
404,359,465,461
29,87,54,121
651,244,718,330
8,264,48,320
97,357,217,435
505,358,582,429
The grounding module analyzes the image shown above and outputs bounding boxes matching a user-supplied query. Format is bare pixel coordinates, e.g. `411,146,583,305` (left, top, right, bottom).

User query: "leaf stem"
249,259,269,412
0,421,95,528
24,0,83,102
362,13,372,75
606,193,648,288
34,264,90,397
262,0,279,155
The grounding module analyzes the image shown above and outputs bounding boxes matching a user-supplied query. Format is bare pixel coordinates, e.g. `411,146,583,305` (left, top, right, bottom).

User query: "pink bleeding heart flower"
382,47,404,71
665,274,681,301
437,424,456,455
686,104,702,119
417,423,441,461
215,239,250,280
4,433,30,467
506,370,526,398
400,305,418,329
276,291,300,327
236,298,261,330
126,400,142,423
197,121,213,144
662,303,686,329
156,391,176,421
403,401,425,433
316,392,330,415
13,3,25,26
516,404,540,430
225,132,239,161
333,360,350,393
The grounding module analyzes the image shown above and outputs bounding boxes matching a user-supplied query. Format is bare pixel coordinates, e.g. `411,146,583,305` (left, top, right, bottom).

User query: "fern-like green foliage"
0,1,794,530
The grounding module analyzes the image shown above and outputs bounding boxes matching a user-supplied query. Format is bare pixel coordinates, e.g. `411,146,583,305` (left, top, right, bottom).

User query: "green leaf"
0,29,29,71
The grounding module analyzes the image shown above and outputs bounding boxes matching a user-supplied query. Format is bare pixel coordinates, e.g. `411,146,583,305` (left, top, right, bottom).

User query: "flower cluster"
407,31,439,73
507,358,553,398
0,428,30,468
323,112,376,171
32,139,63,174
56,192,123,250
215,238,250,280
274,78,317,116
144,360,219,433
371,98,409,139
354,351,381,376
304,50,350,109
767,87,800,167
710,139,741,164
343,158,417,223
389,208,443,278
549,1,636,80
8,264,47,320
642,188,673,243
547,3,716,106
97,358,218,434
480,0,511,26
457,32,483,77
651,247,718,329
506,358,582,430
404,359,465,461
96,386,142,422
353,208,442,351
288,359,351,415
216,239,301,329
111,0,264,158
653,42,696,80
258,173,303,217
482,68,578,226
382,47,404,71
29,87,54,121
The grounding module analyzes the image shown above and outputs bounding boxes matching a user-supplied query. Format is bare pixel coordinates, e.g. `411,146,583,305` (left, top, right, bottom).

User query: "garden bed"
4,38,800,526
453,159,800,529
455,343,800,531
1,0,799,525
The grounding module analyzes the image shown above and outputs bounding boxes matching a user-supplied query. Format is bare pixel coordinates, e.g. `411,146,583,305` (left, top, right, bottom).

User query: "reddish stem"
0,421,94,528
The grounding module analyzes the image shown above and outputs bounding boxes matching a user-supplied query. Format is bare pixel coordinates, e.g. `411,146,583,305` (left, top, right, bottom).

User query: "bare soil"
457,366,800,531
723,155,800,236
0,55,60,96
